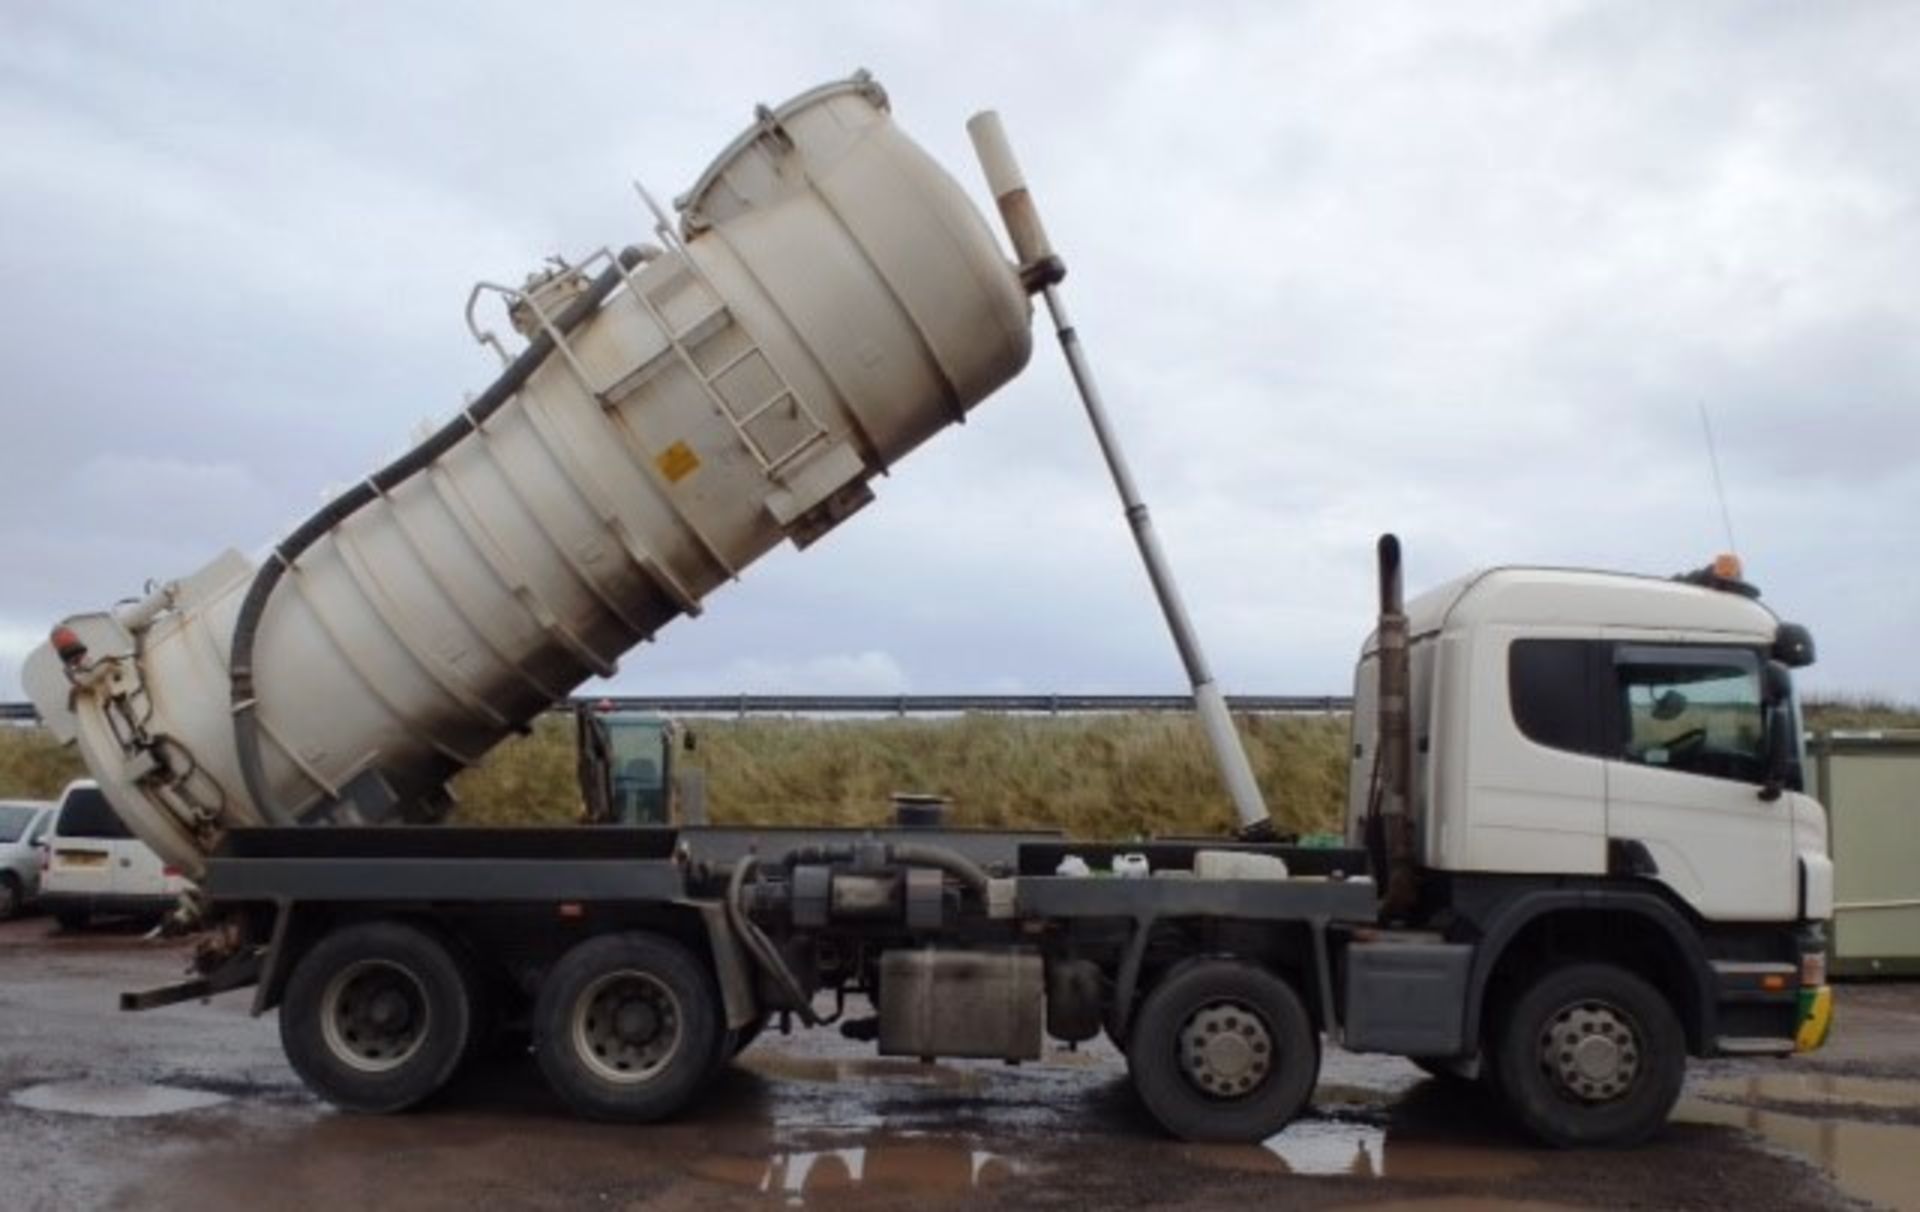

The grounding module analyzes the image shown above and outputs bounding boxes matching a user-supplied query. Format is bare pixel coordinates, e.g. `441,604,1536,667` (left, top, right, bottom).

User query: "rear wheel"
533,931,720,1122
727,1013,770,1060
0,875,20,920
279,920,473,1113
1492,962,1685,1148
1412,1056,1470,1083
1125,959,1320,1142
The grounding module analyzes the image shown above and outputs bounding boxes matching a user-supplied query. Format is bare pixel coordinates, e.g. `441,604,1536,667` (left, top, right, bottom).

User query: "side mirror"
1651,689,1689,721
1773,622,1816,669
1758,660,1794,802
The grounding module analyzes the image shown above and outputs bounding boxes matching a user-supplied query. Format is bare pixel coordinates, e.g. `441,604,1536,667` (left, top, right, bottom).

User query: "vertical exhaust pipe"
967,111,1273,838
1374,534,1419,917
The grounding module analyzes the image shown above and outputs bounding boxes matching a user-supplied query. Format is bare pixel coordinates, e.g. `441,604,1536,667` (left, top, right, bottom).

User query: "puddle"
11,1081,228,1118
1341,1200,1582,1212
1696,1072,1920,1112
745,1054,986,1091
1182,1119,1537,1181
692,1141,1027,1203
1680,1095,1920,1211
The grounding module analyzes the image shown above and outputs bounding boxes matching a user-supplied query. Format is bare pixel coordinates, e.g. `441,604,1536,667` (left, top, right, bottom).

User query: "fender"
1460,885,1717,1053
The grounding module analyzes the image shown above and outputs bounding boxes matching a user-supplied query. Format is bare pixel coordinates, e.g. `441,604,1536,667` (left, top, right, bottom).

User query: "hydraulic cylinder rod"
967,111,1273,837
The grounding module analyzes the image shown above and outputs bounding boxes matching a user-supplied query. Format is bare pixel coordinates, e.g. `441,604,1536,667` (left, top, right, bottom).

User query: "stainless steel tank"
23,73,1033,877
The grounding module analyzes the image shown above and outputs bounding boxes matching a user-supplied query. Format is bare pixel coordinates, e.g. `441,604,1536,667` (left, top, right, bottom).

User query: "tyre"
1412,1056,1470,1083
54,910,89,931
1125,959,1320,1142
279,920,474,1113
0,875,20,921
533,931,721,1122
727,1013,769,1060
449,946,505,1072
1492,962,1686,1148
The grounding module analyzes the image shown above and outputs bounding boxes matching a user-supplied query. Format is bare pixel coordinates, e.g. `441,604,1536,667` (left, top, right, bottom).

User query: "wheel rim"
1537,998,1642,1103
320,959,432,1073
571,969,683,1084
1177,999,1274,1099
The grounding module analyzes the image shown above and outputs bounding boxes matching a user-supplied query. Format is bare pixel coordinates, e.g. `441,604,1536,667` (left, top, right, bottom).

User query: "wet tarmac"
2,916,1916,1210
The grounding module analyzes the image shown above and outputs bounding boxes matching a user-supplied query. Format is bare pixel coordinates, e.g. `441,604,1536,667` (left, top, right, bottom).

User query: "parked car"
39,781,189,929
0,800,54,919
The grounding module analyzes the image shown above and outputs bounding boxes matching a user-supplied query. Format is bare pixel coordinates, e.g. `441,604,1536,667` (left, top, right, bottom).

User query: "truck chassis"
132,823,1822,1147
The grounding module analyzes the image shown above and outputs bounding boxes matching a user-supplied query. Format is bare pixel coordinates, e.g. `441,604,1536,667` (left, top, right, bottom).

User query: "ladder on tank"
464,188,834,484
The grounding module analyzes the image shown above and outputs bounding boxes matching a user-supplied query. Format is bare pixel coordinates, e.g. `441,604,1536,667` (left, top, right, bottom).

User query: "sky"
0,1,1914,705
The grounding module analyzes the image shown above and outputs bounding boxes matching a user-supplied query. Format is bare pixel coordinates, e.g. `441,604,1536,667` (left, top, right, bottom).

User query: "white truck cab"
1348,558,1830,925
1341,552,1832,1118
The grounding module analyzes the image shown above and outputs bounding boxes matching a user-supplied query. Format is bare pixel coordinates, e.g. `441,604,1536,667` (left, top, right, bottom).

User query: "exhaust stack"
967,111,1272,838
1374,534,1419,917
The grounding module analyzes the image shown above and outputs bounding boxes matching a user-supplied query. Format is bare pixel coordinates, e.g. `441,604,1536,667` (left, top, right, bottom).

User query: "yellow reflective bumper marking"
1796,985,1833,1052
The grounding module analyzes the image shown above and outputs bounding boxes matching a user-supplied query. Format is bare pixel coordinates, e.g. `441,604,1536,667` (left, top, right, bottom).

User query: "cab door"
1603,643,1797,920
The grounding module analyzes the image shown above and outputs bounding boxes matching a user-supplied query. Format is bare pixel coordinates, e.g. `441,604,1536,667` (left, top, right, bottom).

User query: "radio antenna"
1698,402,1739,554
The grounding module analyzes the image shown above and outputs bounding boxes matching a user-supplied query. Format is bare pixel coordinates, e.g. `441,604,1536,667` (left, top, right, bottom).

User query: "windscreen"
0,804,36,843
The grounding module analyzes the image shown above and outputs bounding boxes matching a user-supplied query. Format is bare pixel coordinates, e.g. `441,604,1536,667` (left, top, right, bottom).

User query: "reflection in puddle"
12,1081,228,1118
1342,1200,1582,1212
1180,1119,1536,1181
1265,1121,1390,1175
1697,1071,1920,1111
1680,1083,1920,1212
745,1054,987,1091
695,1142,1026,1204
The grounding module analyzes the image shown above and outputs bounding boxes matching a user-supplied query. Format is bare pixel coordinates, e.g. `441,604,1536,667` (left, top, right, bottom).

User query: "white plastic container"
24,74,1033,877
1111,853,1151,879
1193,850,1292,881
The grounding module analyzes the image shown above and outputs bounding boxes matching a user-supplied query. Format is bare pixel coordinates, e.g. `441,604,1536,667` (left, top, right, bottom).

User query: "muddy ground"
1,917,1916,1211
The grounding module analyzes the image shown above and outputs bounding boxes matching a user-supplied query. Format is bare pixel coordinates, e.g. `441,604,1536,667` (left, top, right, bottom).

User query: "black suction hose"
229,249,647,822
728,855,821,1026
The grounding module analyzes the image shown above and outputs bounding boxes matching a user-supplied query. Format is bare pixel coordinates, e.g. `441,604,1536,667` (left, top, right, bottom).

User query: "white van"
39,780,189,928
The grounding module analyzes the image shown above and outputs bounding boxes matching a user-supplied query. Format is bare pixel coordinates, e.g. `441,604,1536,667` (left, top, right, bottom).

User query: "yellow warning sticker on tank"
656,441,701,483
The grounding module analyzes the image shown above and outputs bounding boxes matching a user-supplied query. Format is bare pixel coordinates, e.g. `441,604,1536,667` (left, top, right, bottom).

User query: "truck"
22,73,1832,1148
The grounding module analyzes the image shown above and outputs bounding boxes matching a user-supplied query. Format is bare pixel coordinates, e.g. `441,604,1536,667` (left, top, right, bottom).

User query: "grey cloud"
1,1,1915,708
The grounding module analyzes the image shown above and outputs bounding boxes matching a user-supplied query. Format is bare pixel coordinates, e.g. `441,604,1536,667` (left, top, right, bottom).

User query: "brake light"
162,866,182,878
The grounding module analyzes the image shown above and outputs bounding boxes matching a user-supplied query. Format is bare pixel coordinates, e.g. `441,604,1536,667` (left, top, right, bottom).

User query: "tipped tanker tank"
21,73,1033,879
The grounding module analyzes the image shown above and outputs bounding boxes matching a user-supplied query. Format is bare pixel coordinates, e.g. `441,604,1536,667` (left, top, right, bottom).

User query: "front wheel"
1492,962,1686,1148
0,875,20,921
533,931,721,1122
1125,959,1320,1142
279,920,474,1113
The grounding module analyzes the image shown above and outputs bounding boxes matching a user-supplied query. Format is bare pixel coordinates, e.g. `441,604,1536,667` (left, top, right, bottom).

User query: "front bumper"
1796,984,1833,1052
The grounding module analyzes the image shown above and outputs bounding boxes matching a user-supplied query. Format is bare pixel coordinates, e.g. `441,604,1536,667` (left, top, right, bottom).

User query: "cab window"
1614,646,1766,784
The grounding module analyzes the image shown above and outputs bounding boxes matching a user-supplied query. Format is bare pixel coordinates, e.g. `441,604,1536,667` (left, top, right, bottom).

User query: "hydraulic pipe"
966,111,1272,837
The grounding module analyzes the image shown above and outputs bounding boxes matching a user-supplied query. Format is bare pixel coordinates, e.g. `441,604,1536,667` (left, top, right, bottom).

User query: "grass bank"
1,697,1913,836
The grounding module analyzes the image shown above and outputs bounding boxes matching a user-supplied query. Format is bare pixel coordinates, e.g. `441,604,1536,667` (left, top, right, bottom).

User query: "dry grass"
0,727,85,801
1799,695,1920,733
450,711,1354,837
3,695,1912,834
